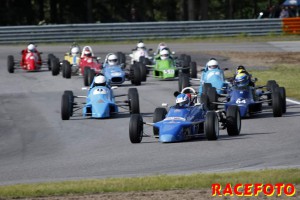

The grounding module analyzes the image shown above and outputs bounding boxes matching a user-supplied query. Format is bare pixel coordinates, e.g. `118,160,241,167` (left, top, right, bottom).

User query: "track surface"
0,42,299,185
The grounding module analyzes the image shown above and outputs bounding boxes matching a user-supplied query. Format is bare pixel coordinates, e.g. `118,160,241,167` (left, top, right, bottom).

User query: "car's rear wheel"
51,57,60,76
153,107,167,136
47,54,55,70
7,55,14,73
137,62,147,82
130,65,141,86
128,88,140,114
207,87,218,110
202,83,212,94
226,105,241,136
272,87,283,117
129,114,143,143
190,61,197,78
178,73,190,92
205,111,219,140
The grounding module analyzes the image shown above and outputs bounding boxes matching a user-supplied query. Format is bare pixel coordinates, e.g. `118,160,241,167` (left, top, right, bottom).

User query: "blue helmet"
176,93,190,106
235,73,249,87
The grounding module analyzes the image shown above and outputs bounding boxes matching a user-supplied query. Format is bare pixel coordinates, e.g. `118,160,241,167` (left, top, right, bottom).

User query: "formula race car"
7,44,56,73
220,80,286,118
129,87,241,143
61,77,140,120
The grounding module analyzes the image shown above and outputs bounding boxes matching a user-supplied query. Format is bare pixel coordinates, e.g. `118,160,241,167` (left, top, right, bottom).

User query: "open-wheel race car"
61,75,140,120
7,44,56,73
129,87,241,143
87,53,143,87
221,79,286,118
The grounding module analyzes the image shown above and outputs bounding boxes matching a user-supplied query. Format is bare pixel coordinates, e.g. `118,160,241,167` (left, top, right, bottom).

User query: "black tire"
272,87,283,117
139,56,150,65
226,105,241,136
63,90,74,116
201,93,210,110
129,114,143,143
83,67,95,86
116,51,126,65
190,61,197,78
205,111,219,140
153,107,167,136
128,88,140,114
7,55,14,73
83,67,90,86
207,87,218,110
61,62,66,78
51,58,60,76
63,60,72,79
203,83,212,94
137,62,147,82
61,94,71,120
178,73,190,92
48,54,55,70
278,87,286,113
130,65,141,86
185,55,191,64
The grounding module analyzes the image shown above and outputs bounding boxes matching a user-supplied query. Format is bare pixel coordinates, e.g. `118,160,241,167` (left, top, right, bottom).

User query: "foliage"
0,0,286,25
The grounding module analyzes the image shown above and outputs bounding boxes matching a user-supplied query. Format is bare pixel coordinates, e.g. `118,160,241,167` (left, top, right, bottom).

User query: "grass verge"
0,168,299,198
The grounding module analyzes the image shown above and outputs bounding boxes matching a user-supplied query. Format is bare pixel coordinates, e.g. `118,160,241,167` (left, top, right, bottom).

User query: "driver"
175,93,190,107
90,74,108,89
21,43,42,67
107,54,118,66
206,59,219,70
159,49,170,60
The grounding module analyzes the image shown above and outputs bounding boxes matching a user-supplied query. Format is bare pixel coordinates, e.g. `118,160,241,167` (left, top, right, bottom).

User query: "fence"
0,18,297,44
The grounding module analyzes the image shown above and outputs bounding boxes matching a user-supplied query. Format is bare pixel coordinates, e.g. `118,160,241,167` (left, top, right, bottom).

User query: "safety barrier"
282,17,300,34
0,18,293,44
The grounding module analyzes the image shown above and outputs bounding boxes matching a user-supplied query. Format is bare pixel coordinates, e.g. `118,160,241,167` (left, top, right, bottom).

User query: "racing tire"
139,56,150,66
190,61,197,78
47,54,55,70
203,83,212,94
178,73,190,92
63,60,72,79
272,87,283,117
128,88,140,114
200,93,210,110
129,114,143,143
83,67,90,86
51,57,60,76
266,80,277,91
7,55,15,73
130,65,141,86
207,87,218,110
226,105,241,136
63,90,74,116
205,111,219,140
61,62,66,78
116,51,126,65
137,62,147,82
61,94,71,120
278,87,286,113
153,107,167,136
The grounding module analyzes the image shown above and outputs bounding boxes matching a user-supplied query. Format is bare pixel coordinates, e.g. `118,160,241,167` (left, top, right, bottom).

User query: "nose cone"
157,123,183,143
159,134,178,143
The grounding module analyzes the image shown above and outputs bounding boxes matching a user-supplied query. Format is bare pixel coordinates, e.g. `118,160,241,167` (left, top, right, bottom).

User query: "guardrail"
0,18,291,44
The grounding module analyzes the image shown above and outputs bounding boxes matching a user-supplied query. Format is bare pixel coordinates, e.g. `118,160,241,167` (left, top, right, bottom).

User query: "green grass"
0,169,299,198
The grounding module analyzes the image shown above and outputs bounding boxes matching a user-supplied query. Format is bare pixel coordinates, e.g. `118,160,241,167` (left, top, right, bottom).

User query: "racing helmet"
94,75,106,87
176,93,190,106
27,44,35,52
235,73,249,87
84,49,92,57
71,47,80,56
137,42,145,49
207,59,219,70
160,49,169,60
236,65,246,74
107,54,118,65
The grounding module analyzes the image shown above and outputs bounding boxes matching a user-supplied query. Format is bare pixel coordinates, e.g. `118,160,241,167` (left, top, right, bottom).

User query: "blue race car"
223,79,286,118
61,76,140,120
129,87,241,143
199,59,229,95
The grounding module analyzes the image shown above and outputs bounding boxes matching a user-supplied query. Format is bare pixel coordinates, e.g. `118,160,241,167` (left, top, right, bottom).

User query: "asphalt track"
0,42,299,186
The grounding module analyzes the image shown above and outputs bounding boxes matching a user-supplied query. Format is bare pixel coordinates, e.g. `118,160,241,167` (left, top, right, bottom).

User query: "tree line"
0,0,285,25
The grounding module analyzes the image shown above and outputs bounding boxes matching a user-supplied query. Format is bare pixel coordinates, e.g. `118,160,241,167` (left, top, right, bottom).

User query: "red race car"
79,46,103,86
7,44,55,73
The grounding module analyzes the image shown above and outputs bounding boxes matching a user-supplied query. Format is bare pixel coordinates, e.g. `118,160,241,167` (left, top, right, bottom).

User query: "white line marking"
286,98,300,105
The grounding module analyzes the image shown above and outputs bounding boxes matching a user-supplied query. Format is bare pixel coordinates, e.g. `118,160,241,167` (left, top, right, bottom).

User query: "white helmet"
137,42,145,48
71,47,80,56
207,60,219,70
94,75,106,86
107,54,118,65
160,49,169,60
27,44,35,52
